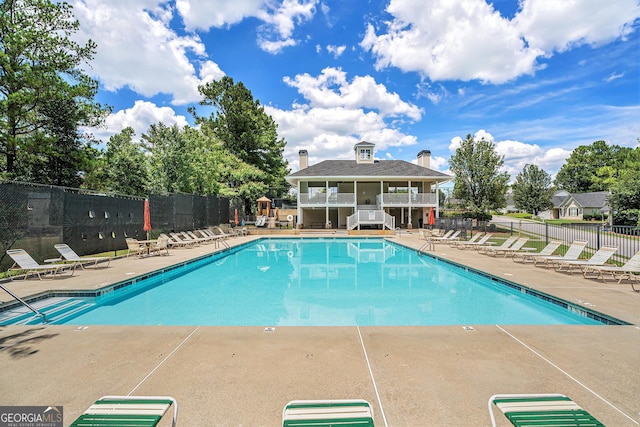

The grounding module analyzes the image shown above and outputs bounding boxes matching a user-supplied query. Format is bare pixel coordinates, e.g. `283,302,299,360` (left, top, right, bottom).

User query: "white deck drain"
462,326,475,331
264,327,275,333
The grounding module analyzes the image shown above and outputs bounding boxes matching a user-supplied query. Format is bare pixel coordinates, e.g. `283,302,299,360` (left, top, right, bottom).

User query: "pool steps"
0,297,95,325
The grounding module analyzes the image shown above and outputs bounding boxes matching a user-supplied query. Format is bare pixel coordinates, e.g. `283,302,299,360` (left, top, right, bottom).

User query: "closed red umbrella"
428,207,435,227
143,199,151,239
235,209,239,226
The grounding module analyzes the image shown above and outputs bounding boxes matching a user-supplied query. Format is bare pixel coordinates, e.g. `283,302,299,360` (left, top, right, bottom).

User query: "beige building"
285,142,451,230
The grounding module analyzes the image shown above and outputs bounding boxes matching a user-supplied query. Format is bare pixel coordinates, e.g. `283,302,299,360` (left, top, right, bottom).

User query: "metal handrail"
0,284,47,324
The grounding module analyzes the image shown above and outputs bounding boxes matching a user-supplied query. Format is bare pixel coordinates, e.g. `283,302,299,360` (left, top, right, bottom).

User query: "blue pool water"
58,238,602,326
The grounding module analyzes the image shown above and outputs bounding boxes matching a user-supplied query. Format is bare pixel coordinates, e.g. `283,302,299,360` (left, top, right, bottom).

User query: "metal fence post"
545,222,549,244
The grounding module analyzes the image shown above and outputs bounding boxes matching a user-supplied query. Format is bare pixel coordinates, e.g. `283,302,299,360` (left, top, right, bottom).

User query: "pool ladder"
0,283,47,324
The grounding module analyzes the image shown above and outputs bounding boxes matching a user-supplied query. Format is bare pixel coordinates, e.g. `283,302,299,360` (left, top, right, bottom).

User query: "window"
359,149,371,160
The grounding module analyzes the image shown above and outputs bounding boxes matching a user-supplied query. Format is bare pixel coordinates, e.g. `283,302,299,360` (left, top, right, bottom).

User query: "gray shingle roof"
287,160,451,180
569,191,609,208
555,191,609,208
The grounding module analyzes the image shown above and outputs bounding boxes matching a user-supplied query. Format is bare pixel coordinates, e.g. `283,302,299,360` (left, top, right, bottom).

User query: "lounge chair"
126,238,146,258
195,229,220,241
478,235,517,254
185,230,214,244
69,395,178,427
169,232,202,246
457,233,493,250
160,233,191,248
429,230,461,244
283,399,374,427
512,240,562,263
533,240,588,267
6,249,75,280
486,237,529,257
583,250,640,286
430,229,454,240
555,246,618,275
54,244,111,269
450,232,483,248
488,394,604,427
213,226,234,239
255,215,267,227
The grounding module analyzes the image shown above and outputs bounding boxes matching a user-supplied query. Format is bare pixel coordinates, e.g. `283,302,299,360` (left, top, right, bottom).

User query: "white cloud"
605,72,625,82
176,0,263,29
176,0,318,54
72,0,225,105
87,101,189,145
361,0,640,84
266,103,418,172
513,0,640,52
283,67,423,120
327,44,347,58
361,0,542,84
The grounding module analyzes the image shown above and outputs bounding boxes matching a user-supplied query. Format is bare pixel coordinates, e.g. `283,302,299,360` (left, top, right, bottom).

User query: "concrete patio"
1,233,638,426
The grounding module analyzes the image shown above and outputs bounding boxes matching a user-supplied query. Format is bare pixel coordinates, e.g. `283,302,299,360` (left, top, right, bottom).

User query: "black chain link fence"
0,181,231,271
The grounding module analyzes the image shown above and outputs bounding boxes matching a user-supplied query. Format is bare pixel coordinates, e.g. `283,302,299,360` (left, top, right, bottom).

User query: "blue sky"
72,0,640,181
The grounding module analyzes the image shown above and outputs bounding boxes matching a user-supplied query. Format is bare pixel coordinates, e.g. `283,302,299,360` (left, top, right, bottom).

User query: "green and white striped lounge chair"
488,394,604,427
69,395,178,427
283,399,374,427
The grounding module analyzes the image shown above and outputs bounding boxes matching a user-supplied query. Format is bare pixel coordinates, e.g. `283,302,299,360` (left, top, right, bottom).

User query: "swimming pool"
38,238,613,326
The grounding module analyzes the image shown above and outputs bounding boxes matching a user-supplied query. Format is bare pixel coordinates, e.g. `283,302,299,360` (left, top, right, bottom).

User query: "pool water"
59,238,601,326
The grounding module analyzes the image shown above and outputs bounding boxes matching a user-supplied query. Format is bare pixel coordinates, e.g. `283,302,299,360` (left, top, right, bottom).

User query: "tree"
96,128,149,196
554,140,630,193
143,123,267,198
609,144,640,226
449,134,509,219
0,0,108,184
512,164,554,216
192,76,289,210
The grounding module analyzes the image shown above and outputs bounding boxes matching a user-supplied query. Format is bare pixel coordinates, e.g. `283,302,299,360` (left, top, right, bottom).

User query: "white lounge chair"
169,232,202,246
512,240,562,263
7,249,75,280
554,246,618,275
450,232,483,248
430,230,461,243
486,237,529,257
185,230,214,244
583,250,640,286
478,235,517,254
54,244,111,269
534,240,588,267
457,233,493,250
213,226,234,239
283,399,374,427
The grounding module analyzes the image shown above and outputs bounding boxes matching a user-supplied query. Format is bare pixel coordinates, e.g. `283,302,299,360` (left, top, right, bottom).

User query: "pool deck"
1,233,638,426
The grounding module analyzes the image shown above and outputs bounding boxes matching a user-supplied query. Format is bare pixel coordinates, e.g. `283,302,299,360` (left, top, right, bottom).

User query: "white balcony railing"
299,193,355,206
300,192,436,207
380,193,437,205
